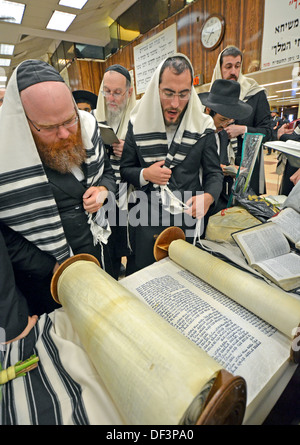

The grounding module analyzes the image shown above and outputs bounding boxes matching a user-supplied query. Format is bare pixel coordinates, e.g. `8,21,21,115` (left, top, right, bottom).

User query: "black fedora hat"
198,79,252,120
72,90,98,110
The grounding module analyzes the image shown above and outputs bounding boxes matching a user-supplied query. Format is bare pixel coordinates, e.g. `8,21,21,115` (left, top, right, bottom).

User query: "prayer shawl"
0,309,123,425
94,71,136,183
211,48,265,102
0,63,106,263
129,53,216,216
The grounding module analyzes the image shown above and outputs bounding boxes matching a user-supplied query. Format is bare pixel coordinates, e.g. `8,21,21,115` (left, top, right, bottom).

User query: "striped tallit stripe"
1,315,89,425
0,115,105,263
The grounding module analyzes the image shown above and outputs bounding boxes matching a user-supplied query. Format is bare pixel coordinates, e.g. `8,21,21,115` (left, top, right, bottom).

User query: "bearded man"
120,54,223,274
208,46,272,196
94,65,137,278
0,60,116,314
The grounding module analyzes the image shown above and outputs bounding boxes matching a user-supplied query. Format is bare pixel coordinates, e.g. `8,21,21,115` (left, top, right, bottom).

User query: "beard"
33,125,86,174
105,93,128,127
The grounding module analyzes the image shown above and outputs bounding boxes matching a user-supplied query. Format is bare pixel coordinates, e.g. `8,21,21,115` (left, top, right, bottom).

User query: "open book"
232,214,300,291
98,123,120,145
268,207,300,249
264,139,300,158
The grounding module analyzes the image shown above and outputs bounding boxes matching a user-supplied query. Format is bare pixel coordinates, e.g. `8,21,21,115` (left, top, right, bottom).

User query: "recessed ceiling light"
0,0,25,24
46,10,76,32
0,59,11,66
0,44,14,55
59,0,88,9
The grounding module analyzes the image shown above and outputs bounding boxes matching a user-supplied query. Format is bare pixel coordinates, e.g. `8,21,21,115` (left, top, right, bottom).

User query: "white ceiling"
0,0,137,78
0,0,299,113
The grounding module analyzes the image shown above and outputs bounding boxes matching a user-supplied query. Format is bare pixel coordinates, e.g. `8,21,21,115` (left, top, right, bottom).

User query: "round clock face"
201,15,225,50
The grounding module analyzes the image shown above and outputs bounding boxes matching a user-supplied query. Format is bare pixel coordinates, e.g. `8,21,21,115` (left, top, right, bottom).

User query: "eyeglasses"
26,109,79,134
220,117,235,125
159,88,191,101
101,90,126,99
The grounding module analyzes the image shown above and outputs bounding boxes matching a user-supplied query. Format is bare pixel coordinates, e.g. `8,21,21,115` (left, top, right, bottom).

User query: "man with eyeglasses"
199,79,252,213
94,65,137,279
0,60,116,315
120,54,223,274
209,46,272,196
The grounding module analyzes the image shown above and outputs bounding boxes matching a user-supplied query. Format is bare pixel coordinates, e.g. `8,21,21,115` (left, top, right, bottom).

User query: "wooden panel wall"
68,0,265,97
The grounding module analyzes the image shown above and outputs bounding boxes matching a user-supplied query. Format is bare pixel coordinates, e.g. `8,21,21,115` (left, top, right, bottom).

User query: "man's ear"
204,107,211,115
128,87,133,97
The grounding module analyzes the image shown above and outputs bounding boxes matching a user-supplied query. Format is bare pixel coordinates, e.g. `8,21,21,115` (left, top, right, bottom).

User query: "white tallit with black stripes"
0,309,123,425
0,64,106,263
129,53,216,215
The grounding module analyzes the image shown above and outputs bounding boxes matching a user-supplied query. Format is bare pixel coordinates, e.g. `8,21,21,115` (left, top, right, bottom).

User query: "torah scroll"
168,240,300,343
51,255,246,425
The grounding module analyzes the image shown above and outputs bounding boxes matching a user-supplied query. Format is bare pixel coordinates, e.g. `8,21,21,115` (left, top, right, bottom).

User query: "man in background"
276,120,300,195
94,64,137,278
199,79,252,213
208,46,272,195
72,89,98,113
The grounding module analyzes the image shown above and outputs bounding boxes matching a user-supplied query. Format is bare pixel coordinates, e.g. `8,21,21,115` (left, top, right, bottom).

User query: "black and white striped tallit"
129,52,216,224
0,309,122,425
0,61,107,263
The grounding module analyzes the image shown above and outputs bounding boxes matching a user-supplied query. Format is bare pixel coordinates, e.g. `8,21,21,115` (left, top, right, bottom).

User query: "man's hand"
143,160,172,185
224,124,247,139
4,315,38,344
53,262,60,274
83,186,108,213
290,168,300,186
112,140,124,158
277,123,294,139
184,193,214,219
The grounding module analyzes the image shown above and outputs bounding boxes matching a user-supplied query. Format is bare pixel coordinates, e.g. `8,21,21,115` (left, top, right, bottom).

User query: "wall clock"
200,14,225,51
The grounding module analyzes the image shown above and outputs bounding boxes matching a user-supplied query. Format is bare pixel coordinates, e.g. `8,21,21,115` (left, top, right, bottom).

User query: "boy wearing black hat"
72,89,98,112
199,79,252,213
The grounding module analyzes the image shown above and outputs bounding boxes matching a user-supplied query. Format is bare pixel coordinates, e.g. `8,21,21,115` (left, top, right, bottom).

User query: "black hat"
198,79,252,120
72,90,98,109
105,64,131,83
17,60,64,92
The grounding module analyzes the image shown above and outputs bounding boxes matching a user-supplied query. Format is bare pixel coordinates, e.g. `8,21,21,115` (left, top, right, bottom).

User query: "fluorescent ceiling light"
0,76,7,82
0,0,25,24
267,95,278,99
59,0,88,9
46,10,76,32
0,44,14,55
276,87,300,93
262,79,293,87
0,59,11,66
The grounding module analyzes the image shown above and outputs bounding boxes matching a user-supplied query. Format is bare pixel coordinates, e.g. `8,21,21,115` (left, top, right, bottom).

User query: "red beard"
34,125,86,174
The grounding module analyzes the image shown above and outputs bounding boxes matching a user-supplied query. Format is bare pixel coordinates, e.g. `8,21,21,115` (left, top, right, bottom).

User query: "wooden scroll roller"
153,227,300,364
51,253,246,425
